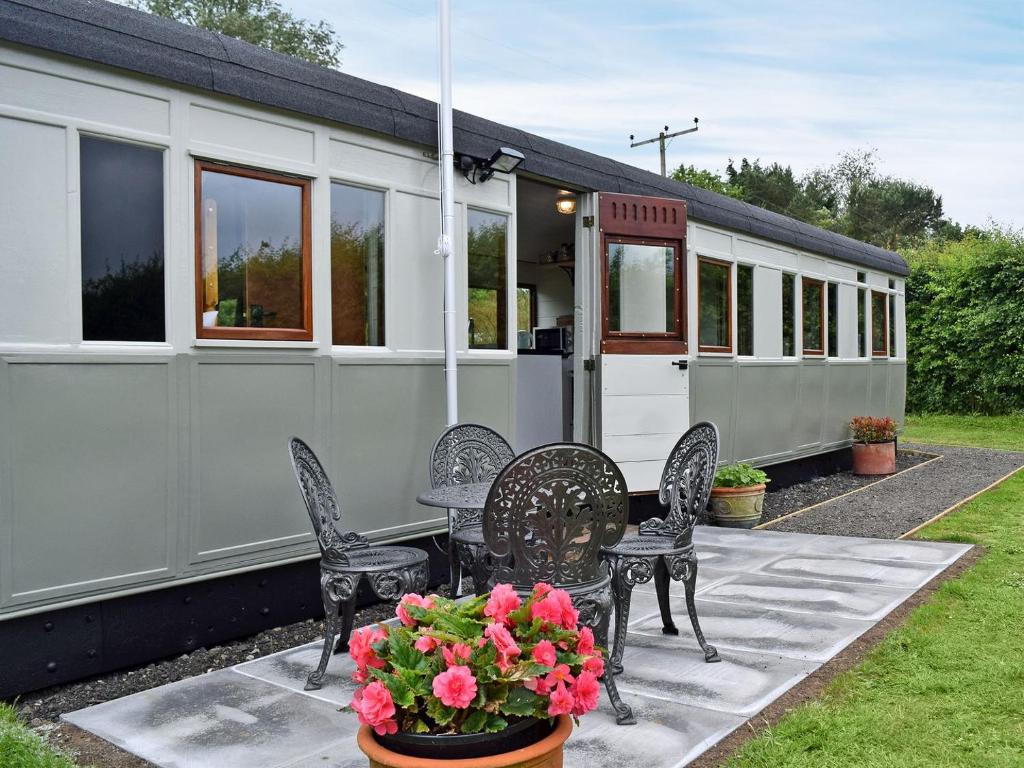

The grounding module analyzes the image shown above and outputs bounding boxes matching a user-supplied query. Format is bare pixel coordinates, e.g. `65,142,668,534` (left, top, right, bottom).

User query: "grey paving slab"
756,554,945,589
565,693,745,768
791,535,970,565
690,542,789,573
629,598,874,662
63,670,354,768
278,739,364,768
235,642,358,707
633,565,736,600
692,526,817,551
614,631,818,716
699,572,915,621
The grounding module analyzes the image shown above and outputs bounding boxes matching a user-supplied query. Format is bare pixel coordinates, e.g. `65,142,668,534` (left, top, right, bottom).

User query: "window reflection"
803,279,824,354
80,137,165,342
782,273,796,357
607,241,676,333
699,259,730,351
737,264,754,356
331,183,385,346
468,210,508,349
872,291,888,355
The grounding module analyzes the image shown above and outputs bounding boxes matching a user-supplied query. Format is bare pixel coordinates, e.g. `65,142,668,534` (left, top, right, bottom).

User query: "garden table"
416,481,491,510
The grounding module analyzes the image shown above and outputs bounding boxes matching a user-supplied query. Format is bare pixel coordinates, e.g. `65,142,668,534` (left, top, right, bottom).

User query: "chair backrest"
429,423,515,489
288,437,366,561
643,422,720,546
484,443,628,590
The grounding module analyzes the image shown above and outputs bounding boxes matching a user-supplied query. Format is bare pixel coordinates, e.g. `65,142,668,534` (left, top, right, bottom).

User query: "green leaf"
389,631,427,672
461,710,488,734
426,697,457,726
500,687,542,717
412,719,431,734
485,715,509,733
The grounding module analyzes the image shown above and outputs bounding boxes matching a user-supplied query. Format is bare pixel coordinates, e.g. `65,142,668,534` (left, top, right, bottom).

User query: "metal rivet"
87,649,97,659
44,621,54,632
259,578,268,588
47,662,57,672
260,607,270,616
183,596,192,604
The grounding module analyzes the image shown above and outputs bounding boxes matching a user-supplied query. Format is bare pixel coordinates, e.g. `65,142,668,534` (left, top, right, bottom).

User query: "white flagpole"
437,0,458,426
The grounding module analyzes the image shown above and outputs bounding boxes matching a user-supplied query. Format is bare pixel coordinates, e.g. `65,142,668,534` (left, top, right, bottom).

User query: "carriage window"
737,264,754,356
871,290,888,356
782,272,797,357
827,282,838,357
468,210,508,350
81,137,165,341
331,183,385,346
517,284,537,333
698,258,731,352
195,162,311,341
858,287,867,357
802,278,824,355
888,293,897,358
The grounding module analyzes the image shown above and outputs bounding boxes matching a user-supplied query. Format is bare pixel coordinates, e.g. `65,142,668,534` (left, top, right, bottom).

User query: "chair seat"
322,544,428,572
602,532,690,558
451,523,485,546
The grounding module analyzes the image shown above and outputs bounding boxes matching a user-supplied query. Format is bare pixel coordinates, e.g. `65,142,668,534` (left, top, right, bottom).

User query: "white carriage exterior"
0,8,906,625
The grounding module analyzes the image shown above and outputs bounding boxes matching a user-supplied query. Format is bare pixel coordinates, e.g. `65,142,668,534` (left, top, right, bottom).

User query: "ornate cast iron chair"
601,422,721,685
483,443,637,725
429,423,515,597
288,437,429,691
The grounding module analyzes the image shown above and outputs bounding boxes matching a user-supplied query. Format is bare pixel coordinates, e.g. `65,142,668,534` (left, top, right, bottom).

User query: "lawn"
0,704,79,768
726,416,1024,768
905,413,1024,452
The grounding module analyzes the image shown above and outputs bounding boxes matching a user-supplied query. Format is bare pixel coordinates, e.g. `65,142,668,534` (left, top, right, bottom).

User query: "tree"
128,0,343,68
671,164,743,199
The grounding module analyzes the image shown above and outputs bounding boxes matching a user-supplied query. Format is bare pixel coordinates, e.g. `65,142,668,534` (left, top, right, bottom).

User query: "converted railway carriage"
0,0,907,696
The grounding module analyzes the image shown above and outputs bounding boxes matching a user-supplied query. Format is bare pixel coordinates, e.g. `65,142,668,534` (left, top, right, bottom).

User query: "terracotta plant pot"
851,441,896,475
357,715,572,768
708,484,766,529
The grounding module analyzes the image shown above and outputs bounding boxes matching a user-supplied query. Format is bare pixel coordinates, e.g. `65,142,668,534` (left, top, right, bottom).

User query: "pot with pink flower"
349,583,603,768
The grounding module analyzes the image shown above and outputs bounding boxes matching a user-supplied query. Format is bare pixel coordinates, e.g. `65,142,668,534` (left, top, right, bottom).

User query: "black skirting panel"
0,533,450,700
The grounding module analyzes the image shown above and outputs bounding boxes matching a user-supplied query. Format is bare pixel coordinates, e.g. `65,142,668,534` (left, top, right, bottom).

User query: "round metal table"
416,481,491,510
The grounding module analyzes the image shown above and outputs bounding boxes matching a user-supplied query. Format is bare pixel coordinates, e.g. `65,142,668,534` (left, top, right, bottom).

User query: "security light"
456,147,525,184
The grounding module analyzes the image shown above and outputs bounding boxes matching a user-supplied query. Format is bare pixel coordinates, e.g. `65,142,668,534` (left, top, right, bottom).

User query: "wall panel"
795,362,827,448
690,361,735,462
733,362,799,462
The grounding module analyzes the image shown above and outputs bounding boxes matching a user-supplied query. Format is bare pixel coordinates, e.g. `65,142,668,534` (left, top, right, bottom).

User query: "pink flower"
582,654,605,678
531,639,557,668
349,625,388,672
531,589,579,630
525,676,551,696
414,635,439,653
485,622,522,673
547,681,574,716
442,643,473,667
351,681,398,736
532,582,554,599
545,663,574,688
484,583,522,625
576,626,595,657
570,670,600,716
396,593,434,627
432,666,478,709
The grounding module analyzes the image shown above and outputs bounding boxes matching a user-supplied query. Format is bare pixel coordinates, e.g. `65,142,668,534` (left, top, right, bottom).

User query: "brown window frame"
871,289,889,357
697,256,733,354
194,160,313,342
801,277,825,356
600,234,686,355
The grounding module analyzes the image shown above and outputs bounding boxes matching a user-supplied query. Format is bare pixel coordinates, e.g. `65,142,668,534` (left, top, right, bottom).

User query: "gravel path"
760,450,933,525
763,443,1024,538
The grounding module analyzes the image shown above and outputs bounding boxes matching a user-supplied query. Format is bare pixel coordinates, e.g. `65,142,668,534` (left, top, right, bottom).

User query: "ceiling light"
555,193,577,215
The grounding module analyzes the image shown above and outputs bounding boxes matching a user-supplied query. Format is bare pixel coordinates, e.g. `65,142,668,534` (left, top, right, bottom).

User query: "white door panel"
600,354,688,396
602,432,681,463
601,395,689,436
617,460,665,495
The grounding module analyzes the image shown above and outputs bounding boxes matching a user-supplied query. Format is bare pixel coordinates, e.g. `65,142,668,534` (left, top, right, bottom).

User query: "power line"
630,118,700,177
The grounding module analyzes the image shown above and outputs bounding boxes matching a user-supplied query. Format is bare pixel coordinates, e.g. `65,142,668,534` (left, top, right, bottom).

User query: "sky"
296,0,1023,229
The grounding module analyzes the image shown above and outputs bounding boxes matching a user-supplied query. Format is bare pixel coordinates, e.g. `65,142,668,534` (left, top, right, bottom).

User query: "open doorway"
514,177,577,451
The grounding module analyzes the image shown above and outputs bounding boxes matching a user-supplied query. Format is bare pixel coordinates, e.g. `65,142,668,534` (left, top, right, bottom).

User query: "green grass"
725,417,1024,768
0,704,80,768
905,413,1024,452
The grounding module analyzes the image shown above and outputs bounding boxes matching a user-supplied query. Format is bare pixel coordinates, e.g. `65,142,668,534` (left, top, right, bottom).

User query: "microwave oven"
533,326,573,353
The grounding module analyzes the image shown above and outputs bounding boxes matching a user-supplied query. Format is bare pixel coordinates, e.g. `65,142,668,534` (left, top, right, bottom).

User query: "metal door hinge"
582,215,594,228
583,358,596,372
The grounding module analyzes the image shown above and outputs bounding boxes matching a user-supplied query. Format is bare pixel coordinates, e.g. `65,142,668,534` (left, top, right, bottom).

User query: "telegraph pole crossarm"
630,117,699,177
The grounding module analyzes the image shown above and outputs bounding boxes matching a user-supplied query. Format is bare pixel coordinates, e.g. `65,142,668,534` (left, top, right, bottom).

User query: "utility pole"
630,118,699,177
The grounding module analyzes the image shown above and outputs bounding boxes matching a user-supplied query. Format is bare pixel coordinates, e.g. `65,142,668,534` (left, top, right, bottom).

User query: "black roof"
0,0,908,275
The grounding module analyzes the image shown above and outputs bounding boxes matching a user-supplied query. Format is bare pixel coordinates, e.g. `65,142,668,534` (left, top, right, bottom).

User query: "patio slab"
63,527,971,768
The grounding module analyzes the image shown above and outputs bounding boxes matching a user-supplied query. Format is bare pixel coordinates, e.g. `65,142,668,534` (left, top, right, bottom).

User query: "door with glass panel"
596,193,689,493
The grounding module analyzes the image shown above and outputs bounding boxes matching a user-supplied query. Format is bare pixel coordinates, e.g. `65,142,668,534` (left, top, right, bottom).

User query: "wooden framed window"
736,264,754,356
602,235,685,354
698,257,732,353
802,277,825,355
195,161,312,341
81,136,165,342
871,290,889,356
888,293,897,358
826,281,839,357
782,272,797,357
330,182,385,346
467,209,509,350
858,287,868,357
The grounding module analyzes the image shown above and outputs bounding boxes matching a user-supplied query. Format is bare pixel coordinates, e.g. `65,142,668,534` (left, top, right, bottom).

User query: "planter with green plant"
709,463,770,528
849,416,898,475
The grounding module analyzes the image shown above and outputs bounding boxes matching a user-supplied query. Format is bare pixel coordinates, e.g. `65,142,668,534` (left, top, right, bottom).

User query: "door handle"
672,359,688,370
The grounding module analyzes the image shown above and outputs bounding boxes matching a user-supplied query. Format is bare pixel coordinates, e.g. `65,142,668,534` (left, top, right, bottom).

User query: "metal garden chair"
429,423,515,597
483,443,637,725
601,422,721,695
288,437,429,691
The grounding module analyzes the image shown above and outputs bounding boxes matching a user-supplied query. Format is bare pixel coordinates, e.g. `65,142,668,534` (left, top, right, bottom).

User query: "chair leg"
594,594,635,726
307,571,345,691
470,544,491,597
681,554,720,663
448,536,463,598
654,556,678,636
608,569,633,677
333,589,358,655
